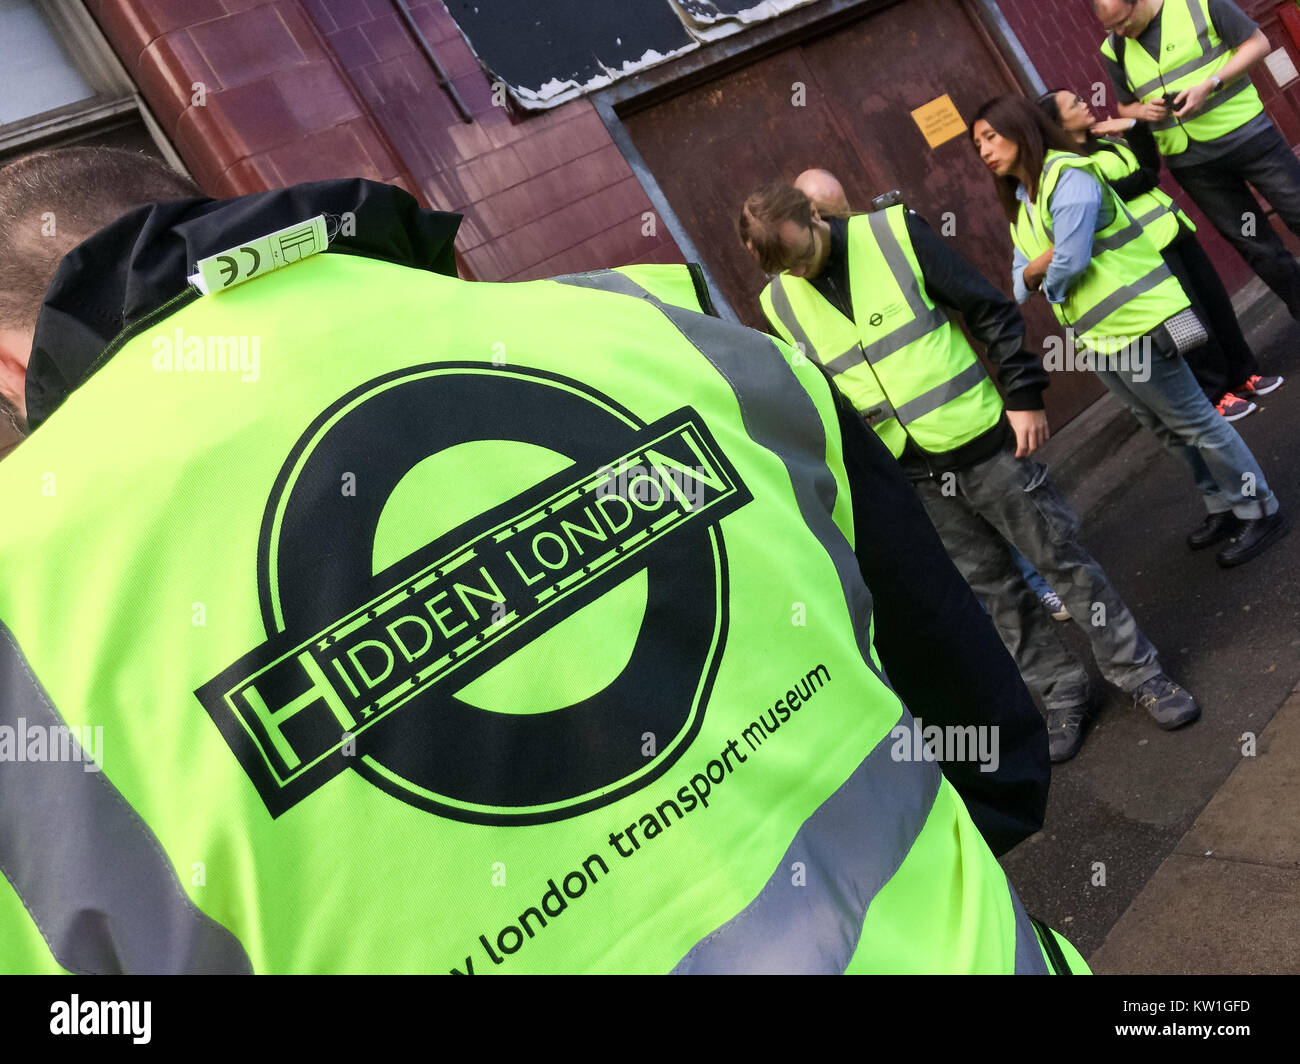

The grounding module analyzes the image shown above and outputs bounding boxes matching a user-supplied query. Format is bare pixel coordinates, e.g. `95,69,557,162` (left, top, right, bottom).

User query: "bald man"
793,168,851,218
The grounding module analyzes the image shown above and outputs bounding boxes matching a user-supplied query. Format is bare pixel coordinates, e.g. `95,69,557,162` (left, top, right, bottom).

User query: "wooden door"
622,0,1103,427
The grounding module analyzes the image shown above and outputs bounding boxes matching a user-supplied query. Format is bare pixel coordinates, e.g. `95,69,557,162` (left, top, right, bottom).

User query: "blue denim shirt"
1012,168,1116,305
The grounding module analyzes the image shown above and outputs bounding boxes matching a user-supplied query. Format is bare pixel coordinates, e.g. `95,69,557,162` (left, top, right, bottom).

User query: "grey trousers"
913,444,1162,711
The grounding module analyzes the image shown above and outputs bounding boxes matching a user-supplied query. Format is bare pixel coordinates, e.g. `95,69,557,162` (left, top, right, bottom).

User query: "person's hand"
1172,81,1213,118
1132,99,1170,123
1007,409,1050,458
1024,246,1054,290
1090,117,1135,136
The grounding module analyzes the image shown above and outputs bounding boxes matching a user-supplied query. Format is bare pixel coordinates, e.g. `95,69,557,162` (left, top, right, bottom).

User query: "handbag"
1153,306,1209,358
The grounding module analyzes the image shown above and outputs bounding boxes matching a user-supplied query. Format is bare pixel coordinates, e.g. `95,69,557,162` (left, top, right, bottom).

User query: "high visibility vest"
1090,137,1194,250
1100,0,1266,158
758,206,1004,460
0,244,1084,974
1011,151,1190,354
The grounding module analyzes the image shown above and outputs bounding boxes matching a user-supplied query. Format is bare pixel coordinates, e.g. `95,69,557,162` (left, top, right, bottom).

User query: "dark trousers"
1172,125,1300,322
1161,228,1259,402
913,445,1162,711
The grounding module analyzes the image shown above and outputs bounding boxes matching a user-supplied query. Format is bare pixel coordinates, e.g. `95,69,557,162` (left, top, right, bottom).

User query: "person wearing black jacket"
0,148,1049,882
1038,87,1281,421
741,181,1197,762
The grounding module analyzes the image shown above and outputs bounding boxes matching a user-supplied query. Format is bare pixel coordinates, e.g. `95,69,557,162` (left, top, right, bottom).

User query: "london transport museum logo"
197,365,753,824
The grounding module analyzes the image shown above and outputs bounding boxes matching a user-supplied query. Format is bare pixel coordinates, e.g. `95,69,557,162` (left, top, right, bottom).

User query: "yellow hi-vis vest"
1091,136,1195,250
1100,0,1266,158
758,206,1003,460
1011,151,1190,355
0,244,1085,973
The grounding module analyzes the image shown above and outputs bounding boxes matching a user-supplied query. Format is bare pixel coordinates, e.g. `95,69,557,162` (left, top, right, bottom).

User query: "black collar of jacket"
807,216,852,320
25,178,461,431
825,215,850,275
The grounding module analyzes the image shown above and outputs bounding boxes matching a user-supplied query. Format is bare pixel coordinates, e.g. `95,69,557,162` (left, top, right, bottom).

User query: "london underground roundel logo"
197,365,751,824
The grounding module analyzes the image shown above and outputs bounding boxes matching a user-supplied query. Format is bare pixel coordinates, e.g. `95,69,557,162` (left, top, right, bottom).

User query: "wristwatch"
1210,75,1223,92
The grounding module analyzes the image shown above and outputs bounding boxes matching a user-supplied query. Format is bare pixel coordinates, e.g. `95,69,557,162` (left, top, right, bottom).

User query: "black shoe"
1046,704,1088,762
1132,674,1200,730
1187,511,1241,550
1216,512,1291,568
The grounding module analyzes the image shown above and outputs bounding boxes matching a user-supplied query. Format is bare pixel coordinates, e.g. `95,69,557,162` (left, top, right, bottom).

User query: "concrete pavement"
996,279,1300,969
1090,682,1300,973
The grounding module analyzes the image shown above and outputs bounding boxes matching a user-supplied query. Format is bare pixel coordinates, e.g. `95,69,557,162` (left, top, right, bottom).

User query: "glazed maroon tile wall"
88,0,680,280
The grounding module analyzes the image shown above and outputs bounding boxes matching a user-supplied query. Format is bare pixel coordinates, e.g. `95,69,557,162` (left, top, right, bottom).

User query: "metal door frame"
590,0,1044,321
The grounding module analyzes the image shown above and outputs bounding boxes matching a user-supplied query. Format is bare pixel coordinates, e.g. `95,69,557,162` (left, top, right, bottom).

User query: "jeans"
1094,341,1278,520
914,445,1162,710
1009,544,1054,600
1172,125,1300,321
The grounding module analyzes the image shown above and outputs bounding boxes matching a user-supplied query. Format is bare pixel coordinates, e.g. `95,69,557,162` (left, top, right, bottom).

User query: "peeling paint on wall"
443,0,822,109
670,1,817,42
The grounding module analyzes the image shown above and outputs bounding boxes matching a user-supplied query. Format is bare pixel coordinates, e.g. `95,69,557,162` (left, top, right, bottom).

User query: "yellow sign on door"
911,94,967,149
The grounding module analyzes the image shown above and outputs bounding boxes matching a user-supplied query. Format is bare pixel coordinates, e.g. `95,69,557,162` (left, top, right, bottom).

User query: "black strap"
1030,915,1074,974
686,262,718,318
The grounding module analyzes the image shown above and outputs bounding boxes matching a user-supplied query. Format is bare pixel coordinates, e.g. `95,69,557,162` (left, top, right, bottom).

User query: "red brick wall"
87,0,681,283
998,0,1300,294
88,0,415,196
302,1,680,281
999,0,1115,94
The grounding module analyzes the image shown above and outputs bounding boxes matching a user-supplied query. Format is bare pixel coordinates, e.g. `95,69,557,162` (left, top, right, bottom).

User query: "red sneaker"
1235,374,1284,396
1215,393,1257,421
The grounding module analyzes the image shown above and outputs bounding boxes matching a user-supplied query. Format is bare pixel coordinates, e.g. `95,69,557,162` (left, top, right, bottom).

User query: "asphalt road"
998,296,1300,960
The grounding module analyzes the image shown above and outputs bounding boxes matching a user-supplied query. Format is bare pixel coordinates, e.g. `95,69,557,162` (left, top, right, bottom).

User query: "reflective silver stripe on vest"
1190,73,1252,117
1186,0,1212,48
823,343,867,376
893,360,990,425
767,275,827,365
554,269,988,972
1135,203,1175,227
1041,153,1070,184
768,277,869,379
1132,43,1227,98
863,399,899,427
1011,885,1051,974
1152,72,1252,130
672,710,942,974
1129,0,1226,98
1091,216,1146,255
1039,155,1074,241
1070,262,1175,336
555,270,880,685
861,210,950,365
0,621,254,974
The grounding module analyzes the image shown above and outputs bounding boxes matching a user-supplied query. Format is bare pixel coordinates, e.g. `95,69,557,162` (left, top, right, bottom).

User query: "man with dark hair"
0,147,1081,973
787,167,1074,622
740,181,1200,762
1095,0,1300,340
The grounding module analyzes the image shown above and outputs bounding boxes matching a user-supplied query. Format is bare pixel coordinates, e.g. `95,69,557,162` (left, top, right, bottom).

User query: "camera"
870,189,905,212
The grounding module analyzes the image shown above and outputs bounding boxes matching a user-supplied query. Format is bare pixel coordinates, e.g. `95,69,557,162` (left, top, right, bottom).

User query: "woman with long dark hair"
971,94,1286,569
1037,88,1280,421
